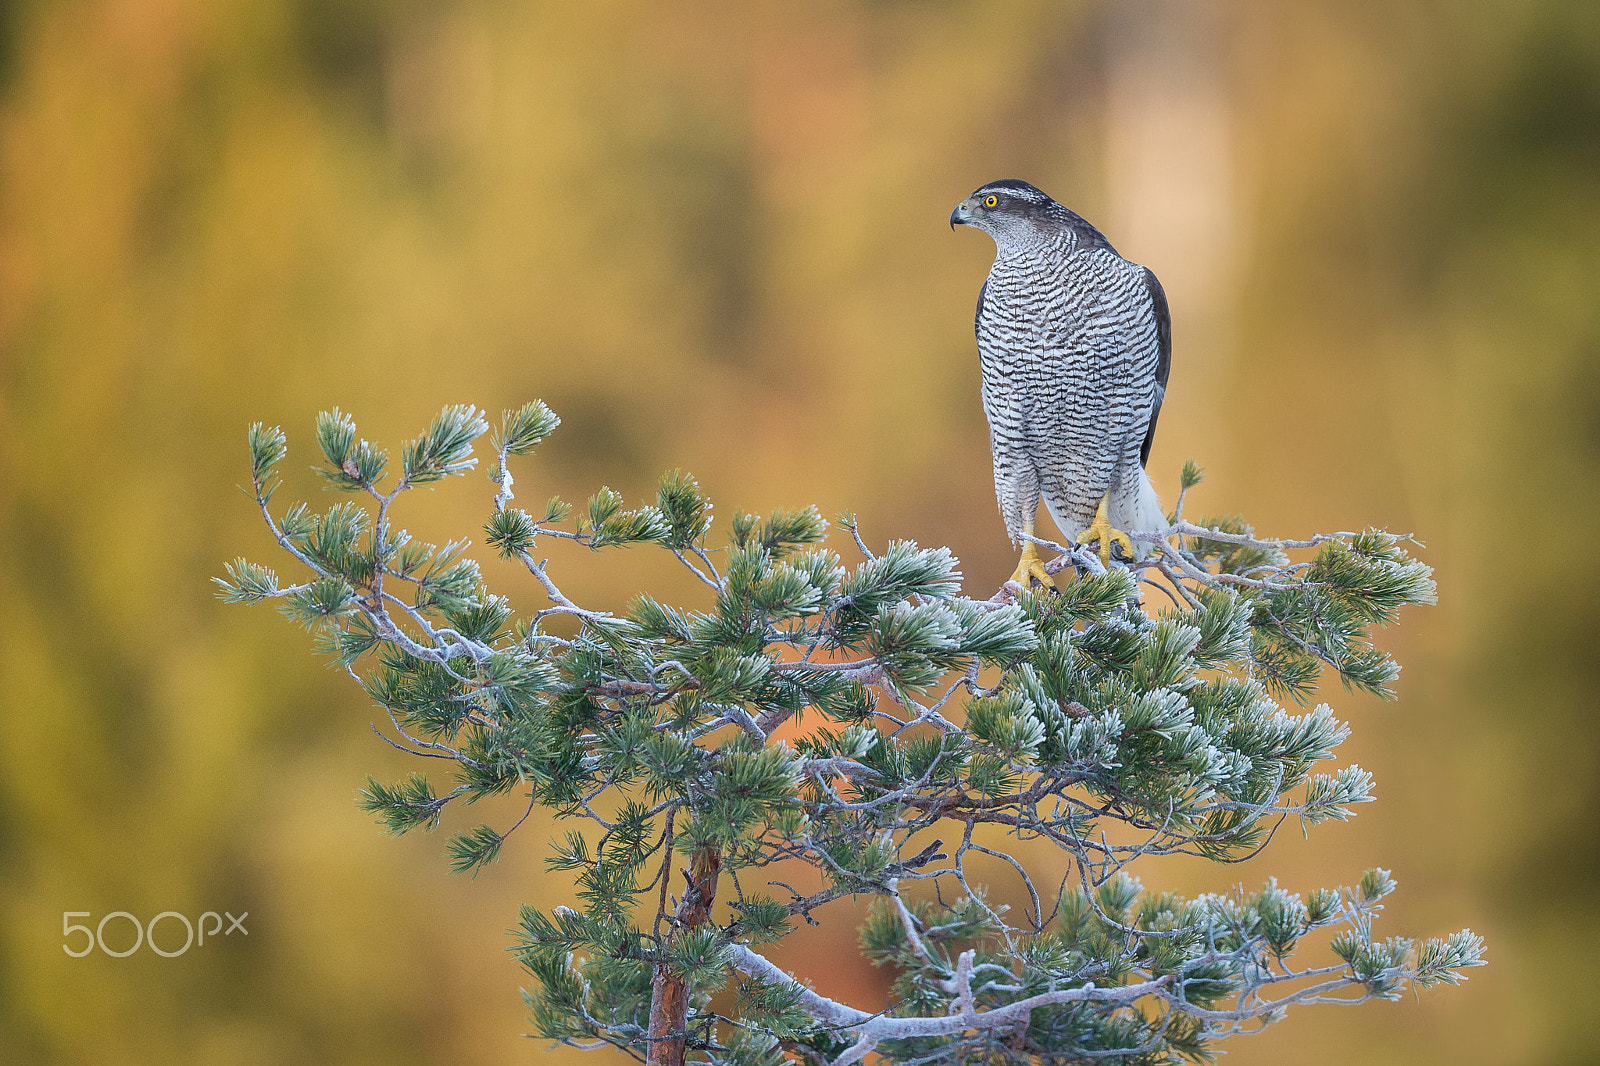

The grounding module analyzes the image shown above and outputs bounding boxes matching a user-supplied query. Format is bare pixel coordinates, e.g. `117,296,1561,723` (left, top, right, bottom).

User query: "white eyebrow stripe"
976,184,1046,203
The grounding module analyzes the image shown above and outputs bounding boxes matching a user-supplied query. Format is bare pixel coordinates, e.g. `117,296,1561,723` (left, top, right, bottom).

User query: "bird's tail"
1115,470,1168,560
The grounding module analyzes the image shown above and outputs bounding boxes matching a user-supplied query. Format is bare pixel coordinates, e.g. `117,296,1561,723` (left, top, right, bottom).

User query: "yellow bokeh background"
2,2,1597,1063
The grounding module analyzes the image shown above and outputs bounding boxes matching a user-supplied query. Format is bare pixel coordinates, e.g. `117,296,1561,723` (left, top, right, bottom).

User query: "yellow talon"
1009,541,1056,590
1077,495,1133,567
1008,520,1056,589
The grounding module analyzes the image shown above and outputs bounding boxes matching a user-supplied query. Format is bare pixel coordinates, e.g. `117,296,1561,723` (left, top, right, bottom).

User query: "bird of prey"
950,179,1170,587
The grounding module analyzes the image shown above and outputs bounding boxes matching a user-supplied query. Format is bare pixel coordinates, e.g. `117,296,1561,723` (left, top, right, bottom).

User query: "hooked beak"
950,202,971,230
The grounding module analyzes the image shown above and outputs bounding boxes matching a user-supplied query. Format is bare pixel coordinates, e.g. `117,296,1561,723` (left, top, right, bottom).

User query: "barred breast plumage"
951,179,1170,581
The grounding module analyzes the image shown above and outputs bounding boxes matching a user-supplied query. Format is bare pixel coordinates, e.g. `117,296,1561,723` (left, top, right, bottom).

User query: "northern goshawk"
951,179,1170,587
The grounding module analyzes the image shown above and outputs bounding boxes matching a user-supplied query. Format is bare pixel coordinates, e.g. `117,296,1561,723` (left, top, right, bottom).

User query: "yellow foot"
1076,498,1134,567
1008,542,1056,590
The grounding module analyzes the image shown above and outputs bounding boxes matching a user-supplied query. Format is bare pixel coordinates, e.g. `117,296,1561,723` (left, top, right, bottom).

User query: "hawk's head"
951,180,1114,254
949,180,1059,236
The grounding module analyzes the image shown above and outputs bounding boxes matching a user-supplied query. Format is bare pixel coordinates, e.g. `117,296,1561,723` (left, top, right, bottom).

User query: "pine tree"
218,402,1484,1066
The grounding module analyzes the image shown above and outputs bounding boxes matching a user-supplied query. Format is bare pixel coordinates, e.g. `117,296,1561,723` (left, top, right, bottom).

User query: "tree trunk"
646,844,721,1066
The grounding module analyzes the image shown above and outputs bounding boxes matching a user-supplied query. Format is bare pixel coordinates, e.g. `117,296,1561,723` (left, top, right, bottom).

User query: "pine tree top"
219,402,1482,1065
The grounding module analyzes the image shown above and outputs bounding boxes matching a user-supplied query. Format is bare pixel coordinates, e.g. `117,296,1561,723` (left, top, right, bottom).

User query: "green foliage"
582,486,669,548
494,400,561,456
656,469,713,549
247,422,288,498
447,824,504,877
730,506,828,556
316,407,389,490
213,558,279,603
401,403,488,486
729,894,792,945
484,507,538,558
358,773,446,834
226,403,1482,1065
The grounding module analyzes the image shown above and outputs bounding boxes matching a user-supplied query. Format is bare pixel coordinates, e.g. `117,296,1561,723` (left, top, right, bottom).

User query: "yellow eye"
984,195,999,207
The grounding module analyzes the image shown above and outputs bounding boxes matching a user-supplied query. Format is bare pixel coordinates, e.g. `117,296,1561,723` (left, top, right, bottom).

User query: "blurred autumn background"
2,0,1597,1063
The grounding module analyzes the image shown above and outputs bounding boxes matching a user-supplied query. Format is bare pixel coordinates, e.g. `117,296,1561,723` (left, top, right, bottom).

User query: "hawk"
951,179,1170,587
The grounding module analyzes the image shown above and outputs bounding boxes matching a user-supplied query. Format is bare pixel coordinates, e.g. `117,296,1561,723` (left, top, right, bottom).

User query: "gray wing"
1138,266,1171,469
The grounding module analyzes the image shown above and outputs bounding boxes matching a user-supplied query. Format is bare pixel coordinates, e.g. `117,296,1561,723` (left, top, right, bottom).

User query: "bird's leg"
1077,493,1134,567
1009,521,1056,590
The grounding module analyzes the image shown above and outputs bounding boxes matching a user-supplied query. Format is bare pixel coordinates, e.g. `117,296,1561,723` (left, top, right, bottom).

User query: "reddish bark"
645,845,722,1066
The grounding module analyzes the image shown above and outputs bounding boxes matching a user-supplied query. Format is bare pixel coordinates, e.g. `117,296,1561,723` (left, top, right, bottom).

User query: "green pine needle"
248,423,287,490
358,773,446,834
401,404,489,486
494,400,560,456
447,824,505,876
214,558,279,603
